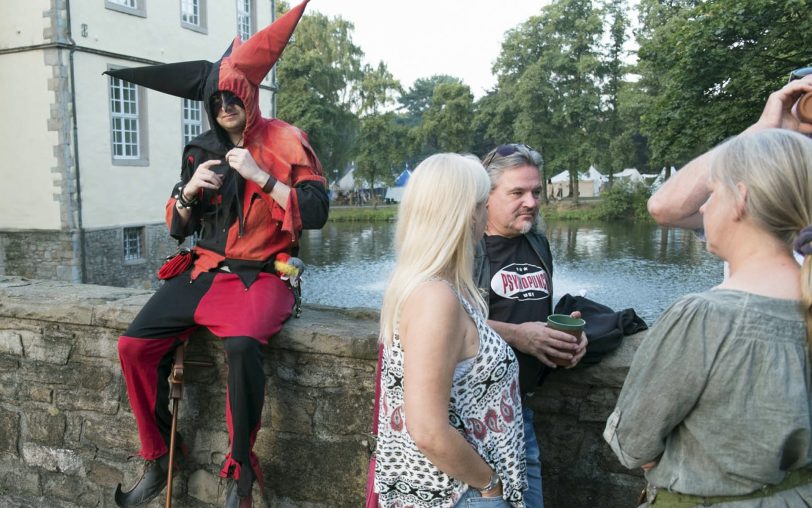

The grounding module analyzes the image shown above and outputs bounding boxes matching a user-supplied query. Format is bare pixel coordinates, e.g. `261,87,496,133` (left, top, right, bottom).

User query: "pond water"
298,220,722,324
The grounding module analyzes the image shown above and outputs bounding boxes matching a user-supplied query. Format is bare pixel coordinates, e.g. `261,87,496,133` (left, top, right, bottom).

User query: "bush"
596,180,652,220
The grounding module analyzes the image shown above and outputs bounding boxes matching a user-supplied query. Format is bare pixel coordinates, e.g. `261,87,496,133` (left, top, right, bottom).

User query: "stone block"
82,417,139,455
0,453,41,498
187,469,221,504
63,414,83,446
75,330,120,359
86,459,124,487
41,472,100,506
0,330,23,356
267,385,315,435
25,408,66,446
0,409,20,455
579,387,621,422
313,387,372,436
20,360,71,385
190,428,230,466
537,418,588,472
54,388,119,415
21,442,85,476
274,352,369,389
21,332,72,364
261,436,367,506
22,385,53,403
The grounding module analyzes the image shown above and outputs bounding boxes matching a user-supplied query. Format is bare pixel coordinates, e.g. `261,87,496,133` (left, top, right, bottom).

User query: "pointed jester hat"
103,0,309,102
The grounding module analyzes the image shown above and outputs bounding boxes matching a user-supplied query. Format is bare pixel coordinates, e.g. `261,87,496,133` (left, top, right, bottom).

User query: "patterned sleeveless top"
374,286,527,507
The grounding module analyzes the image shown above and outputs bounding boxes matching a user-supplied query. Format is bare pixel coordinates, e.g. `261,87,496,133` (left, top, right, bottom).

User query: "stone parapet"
0,276,643,507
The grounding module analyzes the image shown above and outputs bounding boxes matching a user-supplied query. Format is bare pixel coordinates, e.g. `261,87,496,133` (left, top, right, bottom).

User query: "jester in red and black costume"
105,2,326,506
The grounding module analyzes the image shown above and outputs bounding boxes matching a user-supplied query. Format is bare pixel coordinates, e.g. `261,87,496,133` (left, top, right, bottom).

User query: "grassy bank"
328,205,398,222
327,185,652,223
539,199,602,220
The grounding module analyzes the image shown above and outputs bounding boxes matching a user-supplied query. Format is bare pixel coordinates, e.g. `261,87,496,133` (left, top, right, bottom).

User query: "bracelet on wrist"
176,185,198,209
478,469,500,493
261,174,278,193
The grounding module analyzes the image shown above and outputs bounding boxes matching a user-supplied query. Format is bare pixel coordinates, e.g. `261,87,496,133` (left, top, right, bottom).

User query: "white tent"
610,168,645,182
549,165,607,198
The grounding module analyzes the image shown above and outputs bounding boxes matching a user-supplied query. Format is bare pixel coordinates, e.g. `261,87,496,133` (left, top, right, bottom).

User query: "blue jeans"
454,487,512,507
523,405,543,508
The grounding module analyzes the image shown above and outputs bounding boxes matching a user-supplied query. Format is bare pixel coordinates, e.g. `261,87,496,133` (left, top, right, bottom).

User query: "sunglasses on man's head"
483,143,543,168
788,67,812,84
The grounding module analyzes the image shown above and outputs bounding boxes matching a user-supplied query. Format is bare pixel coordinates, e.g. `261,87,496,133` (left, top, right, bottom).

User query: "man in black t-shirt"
474,144,588,508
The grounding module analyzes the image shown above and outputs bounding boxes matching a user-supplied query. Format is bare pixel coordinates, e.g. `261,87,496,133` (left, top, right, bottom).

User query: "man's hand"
746,75,812,135
225,148,266,184
509,320,583,368
184,159,224,197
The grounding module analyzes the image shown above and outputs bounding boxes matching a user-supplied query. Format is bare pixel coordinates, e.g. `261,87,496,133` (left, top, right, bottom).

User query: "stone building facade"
0,0,276,289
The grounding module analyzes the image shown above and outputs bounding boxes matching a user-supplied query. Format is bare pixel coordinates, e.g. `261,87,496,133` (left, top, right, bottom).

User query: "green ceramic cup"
546,314,585,366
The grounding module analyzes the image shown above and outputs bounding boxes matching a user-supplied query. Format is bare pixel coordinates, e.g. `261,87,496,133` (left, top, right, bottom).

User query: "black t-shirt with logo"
484,234,552,392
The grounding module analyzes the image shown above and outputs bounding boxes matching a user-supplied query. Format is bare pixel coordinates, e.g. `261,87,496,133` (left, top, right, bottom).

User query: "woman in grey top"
604,128,812,507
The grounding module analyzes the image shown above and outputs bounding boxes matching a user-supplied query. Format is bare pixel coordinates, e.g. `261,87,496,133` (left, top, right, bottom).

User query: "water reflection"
299,220,722,323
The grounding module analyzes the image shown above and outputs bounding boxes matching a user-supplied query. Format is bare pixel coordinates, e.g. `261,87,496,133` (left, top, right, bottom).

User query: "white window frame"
123,227,145,262
180,0,207,34
108,68,149,166
236,0,255,41
181,99,206,147
105,0,146,18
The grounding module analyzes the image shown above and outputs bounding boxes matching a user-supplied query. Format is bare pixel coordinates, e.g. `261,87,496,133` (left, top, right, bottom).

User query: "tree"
399,75,463,124
636,0,812,168
357,62,402,116
421,82,475,153
599,0,630,185
355,63,405,203
494,0,605,204
275,7,363,179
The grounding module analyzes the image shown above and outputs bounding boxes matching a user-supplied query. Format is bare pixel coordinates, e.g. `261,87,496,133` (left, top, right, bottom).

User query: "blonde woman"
605,129,812,506
374,154,527,507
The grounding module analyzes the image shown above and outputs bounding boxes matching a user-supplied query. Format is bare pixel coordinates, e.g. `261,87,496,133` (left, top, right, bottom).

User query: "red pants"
117,270,293,481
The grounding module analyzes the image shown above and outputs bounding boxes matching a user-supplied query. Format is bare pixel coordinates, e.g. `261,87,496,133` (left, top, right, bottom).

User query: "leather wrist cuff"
262,174,278,193
177,186,198,209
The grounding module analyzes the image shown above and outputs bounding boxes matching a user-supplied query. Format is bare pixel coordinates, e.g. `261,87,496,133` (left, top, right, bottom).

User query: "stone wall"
0,230,80,283
82,224,178,289
0,276,644,507
0,225,180,290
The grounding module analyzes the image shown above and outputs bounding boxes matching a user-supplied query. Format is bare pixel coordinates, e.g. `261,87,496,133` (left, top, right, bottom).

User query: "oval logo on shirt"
491,263,550,300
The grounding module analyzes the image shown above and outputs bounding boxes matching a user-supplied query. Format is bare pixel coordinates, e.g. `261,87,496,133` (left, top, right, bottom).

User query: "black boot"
223,465,254,508
114,453,169,507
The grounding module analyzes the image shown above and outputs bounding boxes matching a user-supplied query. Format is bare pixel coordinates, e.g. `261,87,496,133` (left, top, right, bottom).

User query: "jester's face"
211,91,246,136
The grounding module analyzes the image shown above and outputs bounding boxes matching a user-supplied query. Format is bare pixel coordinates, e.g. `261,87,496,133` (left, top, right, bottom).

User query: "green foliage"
358,62,403,115
421,82,476,153
355,113,405,194
354,63,405,200
637,0,812,167
596,180,652,220
399,75,463,123
275,7,363,177
490,0,611,203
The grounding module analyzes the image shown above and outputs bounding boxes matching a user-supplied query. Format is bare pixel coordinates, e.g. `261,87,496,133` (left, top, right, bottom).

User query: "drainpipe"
65,0,86,283
270,0,278,118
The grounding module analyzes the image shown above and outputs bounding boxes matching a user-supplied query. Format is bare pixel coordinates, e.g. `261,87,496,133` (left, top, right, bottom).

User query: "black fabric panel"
295,180,329,230
104,60,212,100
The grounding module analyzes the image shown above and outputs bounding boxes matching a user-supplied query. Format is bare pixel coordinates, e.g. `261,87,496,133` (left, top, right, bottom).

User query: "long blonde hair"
380,153,491,345
710,129,812,346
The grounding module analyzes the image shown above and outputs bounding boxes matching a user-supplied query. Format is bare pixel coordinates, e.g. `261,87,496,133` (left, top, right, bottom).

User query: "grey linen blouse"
604,289,812,502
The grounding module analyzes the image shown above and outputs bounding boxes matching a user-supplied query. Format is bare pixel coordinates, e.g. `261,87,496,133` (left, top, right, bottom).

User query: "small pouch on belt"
157,247,194,280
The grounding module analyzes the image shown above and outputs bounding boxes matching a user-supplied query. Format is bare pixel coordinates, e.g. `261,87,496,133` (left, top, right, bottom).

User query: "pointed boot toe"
114,455,169,507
